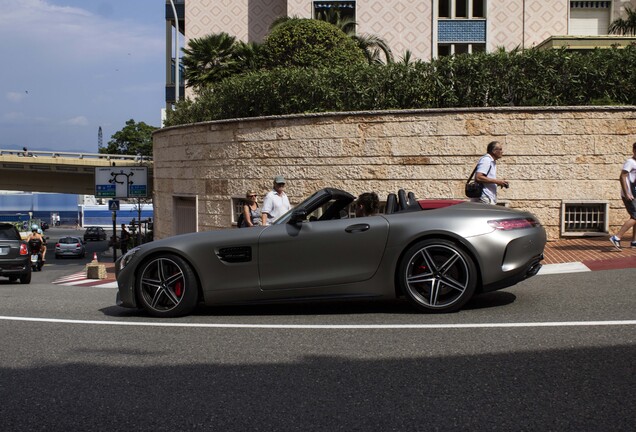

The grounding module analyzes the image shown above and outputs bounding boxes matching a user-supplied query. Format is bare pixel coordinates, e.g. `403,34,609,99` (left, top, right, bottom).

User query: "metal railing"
0,148,152,162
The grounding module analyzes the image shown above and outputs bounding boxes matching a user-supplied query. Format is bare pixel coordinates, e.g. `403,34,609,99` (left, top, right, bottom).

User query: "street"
0,232,634,431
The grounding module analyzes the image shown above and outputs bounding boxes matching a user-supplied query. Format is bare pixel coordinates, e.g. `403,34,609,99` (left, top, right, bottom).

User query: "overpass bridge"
0,149,153,195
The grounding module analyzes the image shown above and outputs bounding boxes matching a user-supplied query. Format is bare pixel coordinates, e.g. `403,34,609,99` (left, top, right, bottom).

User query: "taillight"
76,243,81,248
488,218,540,230
19,243,28,255
55,243,61,248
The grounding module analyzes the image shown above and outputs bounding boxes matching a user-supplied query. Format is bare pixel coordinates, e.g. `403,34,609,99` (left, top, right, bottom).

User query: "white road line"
0,316,634,329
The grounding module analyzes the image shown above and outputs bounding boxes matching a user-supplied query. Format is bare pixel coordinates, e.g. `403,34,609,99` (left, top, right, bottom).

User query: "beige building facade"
153,106,636,241
166,0,636,102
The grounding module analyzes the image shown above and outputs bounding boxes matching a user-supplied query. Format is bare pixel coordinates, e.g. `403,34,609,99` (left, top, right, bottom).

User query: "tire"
136,254,199,318
397,239,477,313
20,270,31,284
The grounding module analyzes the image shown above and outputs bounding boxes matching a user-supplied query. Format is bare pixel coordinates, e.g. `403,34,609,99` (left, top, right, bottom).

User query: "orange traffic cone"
92,252,98,262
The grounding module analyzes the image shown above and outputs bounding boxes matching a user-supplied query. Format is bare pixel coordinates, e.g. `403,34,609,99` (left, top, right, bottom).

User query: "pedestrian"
120,224,130,255
241,190,261,227
261,175,291,226
355,192,380,217
609,141,636,250
471,140,509,204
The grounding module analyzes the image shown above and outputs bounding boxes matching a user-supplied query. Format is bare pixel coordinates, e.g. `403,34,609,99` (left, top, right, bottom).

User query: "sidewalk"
541,236,636,274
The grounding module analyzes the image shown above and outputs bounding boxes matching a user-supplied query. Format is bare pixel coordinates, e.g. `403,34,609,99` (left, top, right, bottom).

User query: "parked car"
116,188,546,318
40,221,49,231
55,236,86,259
84,226,106,241
0,222,31,284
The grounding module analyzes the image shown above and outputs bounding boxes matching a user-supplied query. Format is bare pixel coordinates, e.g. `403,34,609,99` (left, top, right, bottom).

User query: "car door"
258,216,390,291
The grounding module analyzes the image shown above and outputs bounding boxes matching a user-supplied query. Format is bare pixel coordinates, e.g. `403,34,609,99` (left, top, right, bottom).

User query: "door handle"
345,223,370,233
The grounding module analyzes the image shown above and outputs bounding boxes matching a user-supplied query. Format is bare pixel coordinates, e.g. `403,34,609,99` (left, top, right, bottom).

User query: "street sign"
108,200,120,211
95,167,148,198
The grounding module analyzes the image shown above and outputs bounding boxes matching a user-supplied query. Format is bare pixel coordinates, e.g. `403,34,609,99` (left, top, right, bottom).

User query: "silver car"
116,188,546,317
55,236,86,259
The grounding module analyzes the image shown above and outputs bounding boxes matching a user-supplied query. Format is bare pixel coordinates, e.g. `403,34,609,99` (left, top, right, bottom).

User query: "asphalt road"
0,234,634,431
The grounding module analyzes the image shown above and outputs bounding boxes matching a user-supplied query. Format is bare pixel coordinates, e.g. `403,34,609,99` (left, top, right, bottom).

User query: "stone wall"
153,106,636,240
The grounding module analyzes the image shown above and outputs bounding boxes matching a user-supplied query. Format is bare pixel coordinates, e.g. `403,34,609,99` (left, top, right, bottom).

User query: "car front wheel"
136,254,199,318
398,239,477,313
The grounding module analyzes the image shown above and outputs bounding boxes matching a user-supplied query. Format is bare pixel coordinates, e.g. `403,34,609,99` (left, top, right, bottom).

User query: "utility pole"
98,126,103,151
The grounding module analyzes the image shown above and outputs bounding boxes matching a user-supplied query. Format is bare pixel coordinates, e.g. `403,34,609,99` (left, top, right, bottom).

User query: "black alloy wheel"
398,239,477,313
136,254,199,317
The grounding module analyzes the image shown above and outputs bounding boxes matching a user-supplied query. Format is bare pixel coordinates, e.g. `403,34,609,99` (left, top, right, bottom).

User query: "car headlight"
119,247,140,271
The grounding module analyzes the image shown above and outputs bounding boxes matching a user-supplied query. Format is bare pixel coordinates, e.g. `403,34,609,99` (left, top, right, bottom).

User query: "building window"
437,1,487,57
314,1,356,23
570,1,610,8
438,0,486,19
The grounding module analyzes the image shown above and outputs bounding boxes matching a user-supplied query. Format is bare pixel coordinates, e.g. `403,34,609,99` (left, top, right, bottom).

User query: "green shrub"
262,18,366,68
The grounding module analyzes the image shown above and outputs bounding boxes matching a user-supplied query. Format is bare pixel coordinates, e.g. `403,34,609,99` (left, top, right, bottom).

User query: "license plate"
0,247,8,255
31,255,39,262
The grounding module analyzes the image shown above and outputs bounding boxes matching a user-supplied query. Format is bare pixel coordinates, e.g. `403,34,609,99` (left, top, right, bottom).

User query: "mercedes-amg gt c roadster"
116,188,546,317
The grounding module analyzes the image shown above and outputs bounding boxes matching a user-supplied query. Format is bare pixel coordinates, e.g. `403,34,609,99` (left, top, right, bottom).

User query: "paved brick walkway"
543,236,636,265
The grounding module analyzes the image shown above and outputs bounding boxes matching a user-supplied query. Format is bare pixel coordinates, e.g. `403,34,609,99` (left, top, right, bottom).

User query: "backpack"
237,202,245,228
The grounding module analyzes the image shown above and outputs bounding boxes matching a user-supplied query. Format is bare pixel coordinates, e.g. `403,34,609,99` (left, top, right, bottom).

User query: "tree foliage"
165,46,636,127
608,6,636,35
100,119,157,156
262,18,366,68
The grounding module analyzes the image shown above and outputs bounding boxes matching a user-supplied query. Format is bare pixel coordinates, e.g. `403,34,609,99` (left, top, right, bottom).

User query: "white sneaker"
609,236,621,251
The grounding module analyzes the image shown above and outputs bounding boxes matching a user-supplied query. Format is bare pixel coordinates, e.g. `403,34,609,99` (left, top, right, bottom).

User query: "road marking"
0,316,634,329
538,262,591,275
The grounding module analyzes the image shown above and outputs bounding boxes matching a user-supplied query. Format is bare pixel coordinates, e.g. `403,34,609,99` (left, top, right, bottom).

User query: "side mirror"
288,209,308,225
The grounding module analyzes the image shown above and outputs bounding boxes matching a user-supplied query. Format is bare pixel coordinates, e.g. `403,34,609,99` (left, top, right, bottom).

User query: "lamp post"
169,0,180,105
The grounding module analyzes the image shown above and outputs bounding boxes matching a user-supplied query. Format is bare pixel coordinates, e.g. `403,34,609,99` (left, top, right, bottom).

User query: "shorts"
622,196,636,219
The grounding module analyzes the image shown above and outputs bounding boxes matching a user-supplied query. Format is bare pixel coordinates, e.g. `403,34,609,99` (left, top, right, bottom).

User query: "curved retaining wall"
153,106,636,240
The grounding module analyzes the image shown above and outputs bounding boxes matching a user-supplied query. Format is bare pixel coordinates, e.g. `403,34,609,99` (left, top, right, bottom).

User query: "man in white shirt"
609,141,636,250
261,175,291,226
472,141,509,204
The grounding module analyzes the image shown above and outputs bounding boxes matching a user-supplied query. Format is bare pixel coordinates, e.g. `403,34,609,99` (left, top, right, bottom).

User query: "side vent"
217,246,252,263
561,201,608,236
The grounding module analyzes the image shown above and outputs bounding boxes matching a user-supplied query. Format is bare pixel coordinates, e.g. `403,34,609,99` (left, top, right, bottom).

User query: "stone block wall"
153,106,636,241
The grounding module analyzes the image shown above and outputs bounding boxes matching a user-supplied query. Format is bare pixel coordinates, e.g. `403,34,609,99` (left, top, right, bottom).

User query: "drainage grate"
561,201,608,236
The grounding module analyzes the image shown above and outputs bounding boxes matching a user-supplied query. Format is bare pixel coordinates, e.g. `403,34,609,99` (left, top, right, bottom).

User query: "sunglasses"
248,194,257,197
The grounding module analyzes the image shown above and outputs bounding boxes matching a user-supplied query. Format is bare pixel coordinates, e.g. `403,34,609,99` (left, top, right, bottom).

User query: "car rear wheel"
136,254,199,318
20,271,31,284
398,239,477,313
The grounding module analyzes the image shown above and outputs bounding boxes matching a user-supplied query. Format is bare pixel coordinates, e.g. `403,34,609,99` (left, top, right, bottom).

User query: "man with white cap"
261,175,291,226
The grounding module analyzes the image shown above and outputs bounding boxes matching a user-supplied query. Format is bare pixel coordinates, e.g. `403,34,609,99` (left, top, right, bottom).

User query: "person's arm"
261,194,272,226
475,172,508,187
243,205,253,227
620,170,634,200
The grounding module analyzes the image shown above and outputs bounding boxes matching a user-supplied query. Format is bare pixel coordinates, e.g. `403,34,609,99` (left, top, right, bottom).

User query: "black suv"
0,223,31,284
83,226,107,241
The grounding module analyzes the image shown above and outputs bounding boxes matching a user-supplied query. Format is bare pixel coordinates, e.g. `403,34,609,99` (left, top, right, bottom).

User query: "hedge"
165,46,636,126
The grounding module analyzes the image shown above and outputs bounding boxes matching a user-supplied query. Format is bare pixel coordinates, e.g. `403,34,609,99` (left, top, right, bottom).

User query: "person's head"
121,224,126,229
487,140,504,160
355,192,380,217
31,224,38,233
245,190,258,203
273,175,286,193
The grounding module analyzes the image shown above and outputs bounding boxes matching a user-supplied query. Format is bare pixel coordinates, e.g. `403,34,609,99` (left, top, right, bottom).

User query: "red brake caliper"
174,281,183,297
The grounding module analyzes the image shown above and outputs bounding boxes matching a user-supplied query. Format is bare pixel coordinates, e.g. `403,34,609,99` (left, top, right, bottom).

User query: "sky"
0,0,166,153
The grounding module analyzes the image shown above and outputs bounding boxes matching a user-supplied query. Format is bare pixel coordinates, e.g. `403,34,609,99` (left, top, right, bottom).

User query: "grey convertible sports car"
116,188,546,317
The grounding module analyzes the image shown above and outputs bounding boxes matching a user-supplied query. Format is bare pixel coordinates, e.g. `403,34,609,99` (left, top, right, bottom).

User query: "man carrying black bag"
468,141,509,204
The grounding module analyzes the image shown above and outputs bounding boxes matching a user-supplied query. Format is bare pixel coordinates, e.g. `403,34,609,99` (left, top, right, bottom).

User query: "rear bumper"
482,254,543,293
0,258,31,276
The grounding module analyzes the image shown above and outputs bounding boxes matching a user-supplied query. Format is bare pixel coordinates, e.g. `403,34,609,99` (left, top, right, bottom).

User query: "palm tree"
181,32,239,89
316,9,394,64
608,6,636,36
